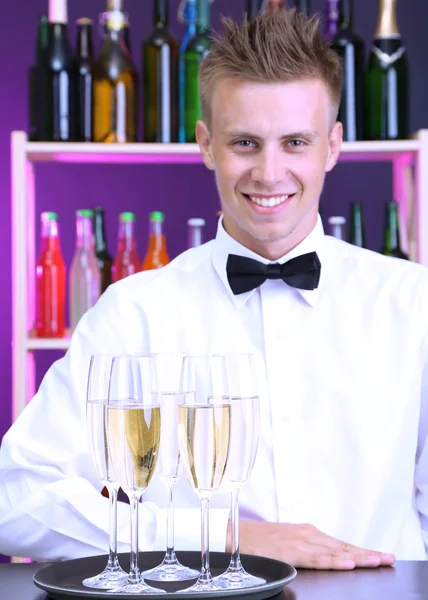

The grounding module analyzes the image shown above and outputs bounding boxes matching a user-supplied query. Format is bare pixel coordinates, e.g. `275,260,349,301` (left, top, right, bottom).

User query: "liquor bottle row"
327,200,408,259
29,0,408,144
35,208,206,337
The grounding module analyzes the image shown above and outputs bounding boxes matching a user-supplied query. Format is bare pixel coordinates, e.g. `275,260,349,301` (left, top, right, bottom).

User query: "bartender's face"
196,77,342,260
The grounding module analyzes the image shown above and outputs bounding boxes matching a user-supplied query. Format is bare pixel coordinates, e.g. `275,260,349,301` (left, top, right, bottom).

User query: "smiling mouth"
243,193,295,207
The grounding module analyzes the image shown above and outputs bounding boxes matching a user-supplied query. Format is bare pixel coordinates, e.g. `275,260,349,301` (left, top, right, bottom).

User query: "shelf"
26,336,71,351
24,139,421,165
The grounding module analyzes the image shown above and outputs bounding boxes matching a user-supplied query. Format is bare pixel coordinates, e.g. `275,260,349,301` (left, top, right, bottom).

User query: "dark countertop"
3,561,428,599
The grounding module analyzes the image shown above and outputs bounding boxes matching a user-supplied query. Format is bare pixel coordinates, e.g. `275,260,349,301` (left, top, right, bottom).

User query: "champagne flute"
215,353,266,589
177,354,231,593
106,355,166,595
142,353,199,582
83,354,128,589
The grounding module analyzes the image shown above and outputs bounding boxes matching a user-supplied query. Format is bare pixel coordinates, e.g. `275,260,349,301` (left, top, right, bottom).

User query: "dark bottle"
29,15,49,141
178,0,197,143
325,0,339,42
41,0,77,141
183,0,212,143
365,0,408,140
348,202,366,248
295,0,310,13
76,18,94,143
331,0,364,142
381,201,408,259
92,1,138,143
247,0,263,17
93,206,113,293
143,0,179,143
121,18,132,55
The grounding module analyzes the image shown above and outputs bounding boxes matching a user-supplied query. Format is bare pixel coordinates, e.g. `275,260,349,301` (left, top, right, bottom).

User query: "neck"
222,210,319,261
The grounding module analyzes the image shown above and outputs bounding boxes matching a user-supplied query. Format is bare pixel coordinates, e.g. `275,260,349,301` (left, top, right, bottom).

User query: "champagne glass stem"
164,479,177,565
105,483,121,571
199,496,213,584
229,486,243,572
129,493,143,584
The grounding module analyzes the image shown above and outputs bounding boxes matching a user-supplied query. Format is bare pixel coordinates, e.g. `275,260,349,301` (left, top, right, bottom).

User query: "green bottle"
365,0,408,140
183,0,212,143
143,0,179,142
29,15,49,141
381,201,408,259
349,202,366,248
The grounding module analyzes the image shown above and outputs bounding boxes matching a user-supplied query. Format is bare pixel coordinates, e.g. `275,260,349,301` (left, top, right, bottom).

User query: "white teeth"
248,194,290,207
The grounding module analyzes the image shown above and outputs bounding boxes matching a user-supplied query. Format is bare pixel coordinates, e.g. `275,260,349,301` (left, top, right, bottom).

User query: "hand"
228,521,396,570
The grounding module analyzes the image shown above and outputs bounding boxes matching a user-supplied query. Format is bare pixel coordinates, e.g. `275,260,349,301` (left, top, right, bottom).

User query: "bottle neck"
76,217,94,250
154,0,168,28
350,205,365,246
375,0,399,38
118,221,137,251
325,0,339,40
184,1,197,29
197,0,210,33
148,221,166,250
41,221,61,251
338,0,353,30
94,212,107,253
267,0,285,13
188,225,203,248
384,204,401,250
36,16,49,59
77,25,93,59
296,0,310,13
247,0,262,17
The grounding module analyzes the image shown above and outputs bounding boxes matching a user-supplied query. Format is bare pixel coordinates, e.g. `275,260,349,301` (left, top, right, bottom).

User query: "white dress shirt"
1,215,428,562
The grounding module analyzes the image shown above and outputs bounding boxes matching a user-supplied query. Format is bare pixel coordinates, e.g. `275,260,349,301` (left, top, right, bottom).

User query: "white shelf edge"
26,337,71,351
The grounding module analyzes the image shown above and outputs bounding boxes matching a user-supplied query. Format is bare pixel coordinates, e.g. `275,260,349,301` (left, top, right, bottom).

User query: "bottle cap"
328,216,346,225
76,17,93,26
93,206,105,213
41,211,58,221
77,209,94,217
120,212,136,222
187,218,206,227
150,211,165,222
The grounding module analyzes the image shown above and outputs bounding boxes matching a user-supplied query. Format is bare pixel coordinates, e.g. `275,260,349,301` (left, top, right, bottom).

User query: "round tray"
33,551,297,599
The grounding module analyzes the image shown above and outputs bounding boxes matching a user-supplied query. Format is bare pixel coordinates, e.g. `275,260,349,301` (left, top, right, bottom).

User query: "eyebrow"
223,130,320,140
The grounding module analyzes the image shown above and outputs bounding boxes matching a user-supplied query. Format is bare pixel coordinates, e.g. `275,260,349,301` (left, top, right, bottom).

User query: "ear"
196,120,215,171
325,121,343,173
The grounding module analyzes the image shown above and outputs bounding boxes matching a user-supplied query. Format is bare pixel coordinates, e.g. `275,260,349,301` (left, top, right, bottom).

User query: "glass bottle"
247,0,263,17
29,14,49,141
112,212,141,282
143,0,179,143
365,0,408,140
178,0,197,143
263,0,286,12
92,0,138,143
69,209,101,332
142,212,170,270
76,17,94,142
328,216,346,240
183,0,212,143
93,206,113,293
188,218,206,248
331,0,364,141
324,0,339,43
296,0,310,13
36,212,66,338
381,201,408,259
348,202,366,248
41,0,77,141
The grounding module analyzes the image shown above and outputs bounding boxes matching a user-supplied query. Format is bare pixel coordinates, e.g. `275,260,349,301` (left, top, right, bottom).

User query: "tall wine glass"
142,353,199,582
177,354,231,593
215,353,266,589
106,355,166,595
83,354,128,589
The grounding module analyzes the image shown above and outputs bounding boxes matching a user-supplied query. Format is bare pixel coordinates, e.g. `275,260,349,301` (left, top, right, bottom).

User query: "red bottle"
112,212,141,282
35,211,66,337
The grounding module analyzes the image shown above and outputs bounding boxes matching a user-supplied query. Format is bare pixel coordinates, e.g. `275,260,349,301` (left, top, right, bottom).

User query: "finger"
323,537,395,566
293,548,356,570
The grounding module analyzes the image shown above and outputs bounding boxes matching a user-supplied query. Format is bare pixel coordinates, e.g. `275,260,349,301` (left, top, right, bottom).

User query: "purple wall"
0,0,427,558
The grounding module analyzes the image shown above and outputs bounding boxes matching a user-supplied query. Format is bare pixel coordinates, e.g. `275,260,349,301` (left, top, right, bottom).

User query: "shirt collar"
211,214,328,309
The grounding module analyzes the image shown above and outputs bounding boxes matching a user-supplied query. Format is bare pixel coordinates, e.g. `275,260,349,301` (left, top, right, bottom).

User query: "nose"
251,147,286,187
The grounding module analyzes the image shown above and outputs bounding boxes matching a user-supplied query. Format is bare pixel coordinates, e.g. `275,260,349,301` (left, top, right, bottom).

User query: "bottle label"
372,44,406,66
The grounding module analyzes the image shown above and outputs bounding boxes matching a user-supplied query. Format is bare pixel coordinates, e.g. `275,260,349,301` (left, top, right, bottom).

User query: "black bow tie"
226,252,321,295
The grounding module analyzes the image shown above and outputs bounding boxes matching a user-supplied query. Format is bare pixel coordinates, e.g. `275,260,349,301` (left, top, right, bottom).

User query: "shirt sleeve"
414,327,428,559
0,285,229,561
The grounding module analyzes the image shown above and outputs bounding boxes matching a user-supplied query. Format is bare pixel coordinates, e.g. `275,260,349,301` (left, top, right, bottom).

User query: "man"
0,9,426,569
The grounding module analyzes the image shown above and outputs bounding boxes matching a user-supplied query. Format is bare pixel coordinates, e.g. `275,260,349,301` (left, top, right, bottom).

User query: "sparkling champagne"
107,404,161,492
178,403,230,496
